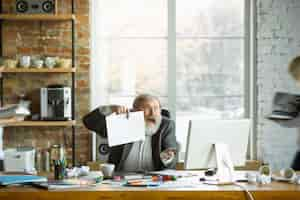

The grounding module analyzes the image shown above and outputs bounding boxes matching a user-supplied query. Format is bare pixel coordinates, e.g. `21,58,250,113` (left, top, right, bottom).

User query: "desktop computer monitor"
184,119,250,170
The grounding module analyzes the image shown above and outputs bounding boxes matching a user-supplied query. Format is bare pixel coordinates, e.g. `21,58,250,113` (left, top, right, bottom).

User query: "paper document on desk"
106,111,145,147
148,170,199,178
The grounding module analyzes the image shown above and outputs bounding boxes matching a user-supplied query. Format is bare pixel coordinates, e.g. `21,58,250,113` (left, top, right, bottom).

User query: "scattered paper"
148,170,199,178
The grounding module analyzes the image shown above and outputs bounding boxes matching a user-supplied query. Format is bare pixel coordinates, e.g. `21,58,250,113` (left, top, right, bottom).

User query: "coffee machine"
40,85,71,121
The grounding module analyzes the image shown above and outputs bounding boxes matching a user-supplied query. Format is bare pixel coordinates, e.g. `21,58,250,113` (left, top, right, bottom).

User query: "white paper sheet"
106,111,145,147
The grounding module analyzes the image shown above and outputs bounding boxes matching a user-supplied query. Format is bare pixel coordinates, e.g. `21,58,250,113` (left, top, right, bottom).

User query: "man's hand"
110,105,129,115
160,148,176,165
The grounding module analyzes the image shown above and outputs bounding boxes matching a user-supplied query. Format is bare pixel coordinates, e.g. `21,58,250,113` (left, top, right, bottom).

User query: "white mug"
280,167,296,180
19,56,31,68
246,172,257,184
32,59,44,68
100,163,115,178
45,57,57,68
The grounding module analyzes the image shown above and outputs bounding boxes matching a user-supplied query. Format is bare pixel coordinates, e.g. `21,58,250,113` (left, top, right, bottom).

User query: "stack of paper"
113,172,144,180
0,104,30,119
33,178,100,190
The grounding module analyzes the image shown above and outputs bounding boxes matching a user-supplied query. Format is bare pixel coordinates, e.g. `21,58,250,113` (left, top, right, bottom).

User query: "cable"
233,182,255,200
219,156,255,200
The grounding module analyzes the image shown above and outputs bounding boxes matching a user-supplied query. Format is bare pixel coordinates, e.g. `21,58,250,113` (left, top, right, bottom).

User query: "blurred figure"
274,56,300,170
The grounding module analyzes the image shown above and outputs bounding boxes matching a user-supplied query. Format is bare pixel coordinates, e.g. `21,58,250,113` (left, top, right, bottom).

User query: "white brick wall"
257,0,300,169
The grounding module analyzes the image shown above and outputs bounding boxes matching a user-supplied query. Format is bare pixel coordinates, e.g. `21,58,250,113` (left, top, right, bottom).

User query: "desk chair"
161,108,171,118
94,108,179,164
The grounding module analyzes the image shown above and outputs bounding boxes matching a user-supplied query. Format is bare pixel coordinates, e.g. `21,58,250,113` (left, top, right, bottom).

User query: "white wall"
257,0,300,169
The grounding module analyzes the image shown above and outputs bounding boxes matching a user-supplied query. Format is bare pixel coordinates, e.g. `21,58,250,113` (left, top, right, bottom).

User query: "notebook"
32,180,82,190
0,175,47,186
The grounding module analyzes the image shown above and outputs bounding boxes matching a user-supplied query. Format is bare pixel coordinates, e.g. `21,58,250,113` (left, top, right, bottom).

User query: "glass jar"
50,144,65,161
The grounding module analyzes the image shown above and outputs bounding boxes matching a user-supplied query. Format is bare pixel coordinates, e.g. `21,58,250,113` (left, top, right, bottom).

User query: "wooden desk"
0,179,300,200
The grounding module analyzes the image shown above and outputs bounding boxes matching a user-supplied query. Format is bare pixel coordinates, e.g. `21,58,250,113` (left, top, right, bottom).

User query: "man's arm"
82,106,113,137
82,105,129,137
161,120,178,169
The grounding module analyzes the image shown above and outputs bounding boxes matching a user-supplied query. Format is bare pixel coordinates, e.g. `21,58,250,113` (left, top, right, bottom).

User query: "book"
0,175,47,186
268,92,300,120
32,179,99,190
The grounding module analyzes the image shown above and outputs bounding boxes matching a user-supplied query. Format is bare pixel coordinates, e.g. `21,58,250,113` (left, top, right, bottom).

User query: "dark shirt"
292,151,300,170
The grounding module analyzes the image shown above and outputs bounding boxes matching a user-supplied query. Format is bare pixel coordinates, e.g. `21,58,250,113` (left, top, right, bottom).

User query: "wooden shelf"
0,14,75,21
0,5,77,165
4,120,76,127
0,67,76,73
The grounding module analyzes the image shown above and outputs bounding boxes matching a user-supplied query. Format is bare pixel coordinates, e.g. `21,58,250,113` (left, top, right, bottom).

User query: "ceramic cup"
246,172,257,184
19,56,31,68
32,59,44,68
100,163,115,178
0,57,4,66
45,57,57,69
57,58,72,68
4,59,18,68
280,167,296,180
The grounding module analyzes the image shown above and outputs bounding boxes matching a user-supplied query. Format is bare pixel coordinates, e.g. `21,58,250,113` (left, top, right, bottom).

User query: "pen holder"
53,159,66,180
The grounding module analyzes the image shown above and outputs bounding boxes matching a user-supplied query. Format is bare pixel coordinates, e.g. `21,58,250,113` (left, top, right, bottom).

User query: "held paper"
106,111,145,147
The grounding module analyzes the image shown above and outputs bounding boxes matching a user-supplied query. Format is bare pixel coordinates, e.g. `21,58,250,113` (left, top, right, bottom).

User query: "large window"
176,0,244,118
92,0,248,160
93,0,168,107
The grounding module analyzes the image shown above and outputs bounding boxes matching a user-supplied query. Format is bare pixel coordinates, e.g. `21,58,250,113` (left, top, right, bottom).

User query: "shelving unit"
0,118,76,126
0,14,75,21
0,67,76,73
5,120,76,127
0,1,77,166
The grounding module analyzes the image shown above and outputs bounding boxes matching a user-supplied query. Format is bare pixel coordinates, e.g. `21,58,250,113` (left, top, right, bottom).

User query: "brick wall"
1,0,90,165
257,0,300,169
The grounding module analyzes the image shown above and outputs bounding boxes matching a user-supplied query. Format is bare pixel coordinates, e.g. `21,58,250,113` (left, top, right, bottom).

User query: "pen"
127,180,144,184
152,175,177,182
125,181,160,187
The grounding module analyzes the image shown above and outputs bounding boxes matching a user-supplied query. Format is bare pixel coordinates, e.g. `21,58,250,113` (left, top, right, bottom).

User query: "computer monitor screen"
184,119,250,169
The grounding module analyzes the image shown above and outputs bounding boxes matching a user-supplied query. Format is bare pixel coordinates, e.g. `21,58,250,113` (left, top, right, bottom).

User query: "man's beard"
145,116,162,136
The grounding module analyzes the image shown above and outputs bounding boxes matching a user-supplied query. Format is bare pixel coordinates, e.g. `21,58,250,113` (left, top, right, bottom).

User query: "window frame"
90,0,256,161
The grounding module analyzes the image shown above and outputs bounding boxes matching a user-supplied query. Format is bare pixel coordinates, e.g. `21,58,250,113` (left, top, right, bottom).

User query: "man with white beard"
83,94,177,172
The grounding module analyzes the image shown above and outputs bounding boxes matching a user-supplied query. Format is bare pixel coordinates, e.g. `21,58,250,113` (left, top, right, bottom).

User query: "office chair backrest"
161,108,181,153
161,108,171,118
